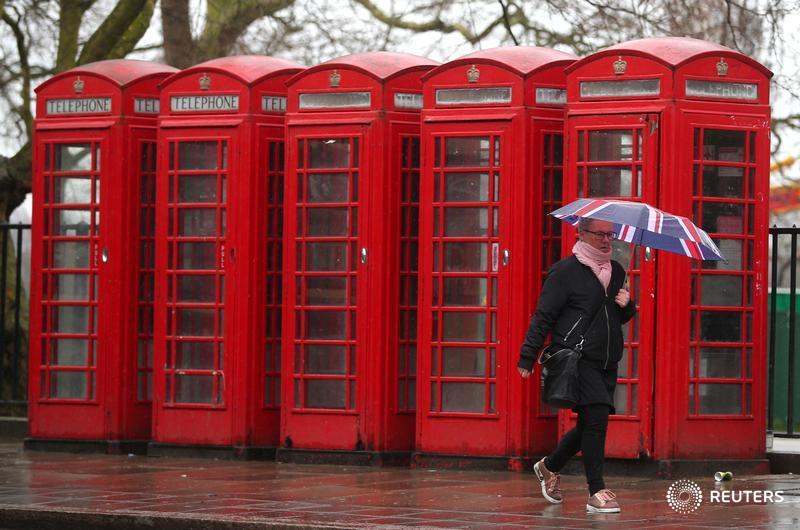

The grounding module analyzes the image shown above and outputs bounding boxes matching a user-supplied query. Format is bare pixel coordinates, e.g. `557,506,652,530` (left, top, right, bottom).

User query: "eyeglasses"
582,229,618,240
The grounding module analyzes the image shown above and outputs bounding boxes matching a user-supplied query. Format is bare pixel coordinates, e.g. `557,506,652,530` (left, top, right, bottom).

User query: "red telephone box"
153,56,302,455
28,60,177,451
416,47,576,465
563,37,771,464
280,52,437,461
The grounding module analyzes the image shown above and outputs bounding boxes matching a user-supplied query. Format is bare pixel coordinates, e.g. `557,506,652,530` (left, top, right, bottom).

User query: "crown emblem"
199,73,211,90
467,64,480,83
329,69,341,88
73,76,85,94
716,58,729,77
613,56,627,75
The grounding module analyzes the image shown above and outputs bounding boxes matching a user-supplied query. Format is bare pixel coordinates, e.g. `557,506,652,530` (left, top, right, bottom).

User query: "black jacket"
518,255,637,371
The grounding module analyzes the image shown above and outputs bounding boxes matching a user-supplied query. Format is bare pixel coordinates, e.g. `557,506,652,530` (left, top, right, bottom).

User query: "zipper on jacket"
563,316,583,343
603,298,610,369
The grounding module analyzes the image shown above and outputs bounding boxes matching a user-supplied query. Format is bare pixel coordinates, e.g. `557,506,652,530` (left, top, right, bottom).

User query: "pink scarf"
573,240,612,290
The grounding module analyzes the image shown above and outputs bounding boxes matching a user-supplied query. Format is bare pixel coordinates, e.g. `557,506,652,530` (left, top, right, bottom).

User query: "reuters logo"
666,479,703,514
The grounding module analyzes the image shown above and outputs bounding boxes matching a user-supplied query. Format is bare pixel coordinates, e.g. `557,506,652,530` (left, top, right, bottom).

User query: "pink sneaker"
586,489,620,513
533,458,562,504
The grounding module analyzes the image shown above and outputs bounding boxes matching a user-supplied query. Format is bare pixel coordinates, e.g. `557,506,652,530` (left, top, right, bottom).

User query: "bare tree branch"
78,0,151,65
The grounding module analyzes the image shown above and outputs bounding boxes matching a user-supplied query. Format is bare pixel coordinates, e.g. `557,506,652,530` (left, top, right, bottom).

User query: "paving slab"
0,442,799,529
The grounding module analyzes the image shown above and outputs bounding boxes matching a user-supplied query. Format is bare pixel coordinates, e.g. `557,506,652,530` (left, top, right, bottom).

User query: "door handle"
101,247,108,263
644,246,653,261
502,249,510,266
360,247,368,265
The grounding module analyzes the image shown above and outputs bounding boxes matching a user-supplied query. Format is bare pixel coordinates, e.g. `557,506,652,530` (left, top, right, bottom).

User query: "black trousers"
543,403,610,496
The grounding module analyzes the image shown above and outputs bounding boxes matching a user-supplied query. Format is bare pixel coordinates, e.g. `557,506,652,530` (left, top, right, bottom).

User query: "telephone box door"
36,135,105,430
419,122,511,454
566,113,658,458
156,130,235,442
283,127,367,447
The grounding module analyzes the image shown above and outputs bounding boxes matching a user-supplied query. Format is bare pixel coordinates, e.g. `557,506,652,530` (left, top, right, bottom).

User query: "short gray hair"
577,217,593,232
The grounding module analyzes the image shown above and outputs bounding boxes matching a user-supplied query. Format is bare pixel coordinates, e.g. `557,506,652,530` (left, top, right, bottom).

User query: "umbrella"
550,198,724,261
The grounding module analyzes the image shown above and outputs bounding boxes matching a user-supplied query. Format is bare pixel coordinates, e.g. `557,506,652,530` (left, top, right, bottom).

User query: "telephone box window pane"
308,139,351,168
699,384,742,414
176,308,216,336
588,167,632,197
51,338,88,366
306,242,348,271
50,371,87,399
177,242,216,270
178,209,218,236
175,375,214,404
442,347,486,376
701,203,744,234
305,277,347,306
54,210,91,236
306,345,347,374
443,277,488,307
700,276,743,306
700,311,741,342
307,173,349,203
445,137,490,167
53,242,89,269
305,380,346,409
702,166,744,198
55,144,92,171
443,242,487,272
588,131,633,161
614,385,628,415
306,208,349,236
305,310,347,340
445,173,490,202
178,175,217,203
175,341,215,369
441,382,485,412
699,348,742,378
53,274,89,300
54,178,92,204
444,208,488,236
702,130,746,161
52,306,89,334
442,312,487,342
177,275,216,302
178,142,218,170
703,240,742,270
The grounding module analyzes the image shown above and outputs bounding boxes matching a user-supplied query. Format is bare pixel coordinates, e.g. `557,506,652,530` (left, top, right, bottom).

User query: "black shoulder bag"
536,303,605,409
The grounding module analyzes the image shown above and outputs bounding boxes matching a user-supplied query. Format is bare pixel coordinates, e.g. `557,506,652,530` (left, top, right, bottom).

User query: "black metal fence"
0,223,30,417
769,225,800,438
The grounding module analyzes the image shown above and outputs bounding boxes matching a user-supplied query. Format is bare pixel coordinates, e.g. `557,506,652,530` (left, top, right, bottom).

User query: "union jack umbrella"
550,198,724,261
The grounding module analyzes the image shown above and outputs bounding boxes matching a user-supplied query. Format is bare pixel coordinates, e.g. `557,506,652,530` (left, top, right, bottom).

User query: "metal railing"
768,225,800,438
0,223,30,416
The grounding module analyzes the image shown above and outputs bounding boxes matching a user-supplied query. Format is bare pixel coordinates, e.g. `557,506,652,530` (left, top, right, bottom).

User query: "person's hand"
518,367,531,378
615,288,631,307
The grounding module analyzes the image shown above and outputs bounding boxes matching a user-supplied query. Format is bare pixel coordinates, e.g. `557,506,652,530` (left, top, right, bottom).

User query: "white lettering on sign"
262,96,287,113
685,80,758,101
535,88,567,105
394,93,423,109
435,87,512,105
580,79,660,98
134,98,160,114
298,91,371,109
46,97,112,115
170,94,240,112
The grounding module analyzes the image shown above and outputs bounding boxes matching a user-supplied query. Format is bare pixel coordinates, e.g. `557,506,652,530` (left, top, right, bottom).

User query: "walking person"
518,218,637,513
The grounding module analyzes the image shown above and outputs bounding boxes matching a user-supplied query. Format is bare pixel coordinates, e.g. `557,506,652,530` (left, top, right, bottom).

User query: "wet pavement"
0,442,799,529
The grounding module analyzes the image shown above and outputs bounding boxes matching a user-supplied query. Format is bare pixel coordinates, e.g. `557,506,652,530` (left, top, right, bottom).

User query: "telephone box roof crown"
36,59,178,93
566,37,772,77
290,51,439,85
